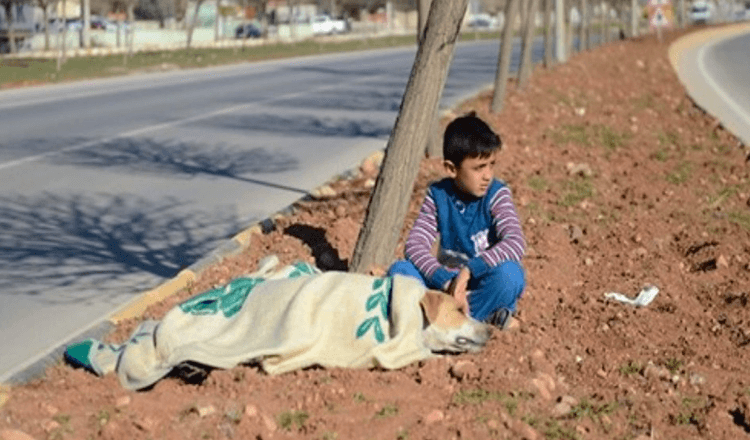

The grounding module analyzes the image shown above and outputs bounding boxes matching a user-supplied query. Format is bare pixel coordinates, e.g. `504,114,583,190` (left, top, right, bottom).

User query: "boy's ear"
443,160,458,178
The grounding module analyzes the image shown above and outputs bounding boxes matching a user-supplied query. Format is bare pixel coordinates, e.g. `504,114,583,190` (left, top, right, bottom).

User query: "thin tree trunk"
543,0,553,67
43,3,50,51
578,0,586,51
349,0,470,273
127,4,134,55
556,0,567,62
61,0,67,61
186,0,204,48
491,0,521,112
630,0,637,37
117,18,122,47
8,1,17,54
214,0,220,42
602,2,609,43
518,0,539,88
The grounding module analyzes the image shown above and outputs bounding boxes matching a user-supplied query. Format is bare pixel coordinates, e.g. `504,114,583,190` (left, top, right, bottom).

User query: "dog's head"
419,290,492,353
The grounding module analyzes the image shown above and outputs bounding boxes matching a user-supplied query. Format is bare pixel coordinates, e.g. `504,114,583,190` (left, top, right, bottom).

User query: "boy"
389,113,526,329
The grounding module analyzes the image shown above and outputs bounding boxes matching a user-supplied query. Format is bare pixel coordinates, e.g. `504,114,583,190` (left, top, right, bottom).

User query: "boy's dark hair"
443,112,502,167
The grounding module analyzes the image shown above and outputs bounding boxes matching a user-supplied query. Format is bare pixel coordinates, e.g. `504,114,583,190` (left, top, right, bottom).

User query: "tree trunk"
630,0,637,37
214,0,220,42
555,0,567,62
490,0,520,112
349,0,470,273
81,0,90,48
43,3,50,51
127,4,134,55
186,0,204,48
417,0,430,43
543,0,553,67
518,0,539,88
7,1,17,54
61,0,67,61
602,2,609,43
577,0,586,51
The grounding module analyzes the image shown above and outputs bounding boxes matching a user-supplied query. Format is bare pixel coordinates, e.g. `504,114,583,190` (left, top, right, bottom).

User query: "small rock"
644,363,671,381
552,401,572,417
574,107,586,117
359,151,384,176
245,404,259,418
363,178,376,189
559,395,578,406
40,403,59,416
717,255,729,269
636,59,645,69
261,414,277,432
450,360,479,381
313,185,336,198
596,368,607,378
197,405,216,417
531,377,552,400
584,257,594,266
40,420,60,433
689,373,706,386
566,162,593,177
0,430,36,440
512,420,540,440
334,205,347,217
133,417,156,432
115,396,131,407
424,409,444,424
567,224,584,243
486,418,500,430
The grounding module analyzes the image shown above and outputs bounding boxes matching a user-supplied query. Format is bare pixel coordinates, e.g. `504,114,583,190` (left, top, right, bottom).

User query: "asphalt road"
0,36,552,382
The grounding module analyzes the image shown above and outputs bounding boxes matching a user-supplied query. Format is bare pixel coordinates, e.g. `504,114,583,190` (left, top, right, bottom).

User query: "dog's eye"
456,337,471,345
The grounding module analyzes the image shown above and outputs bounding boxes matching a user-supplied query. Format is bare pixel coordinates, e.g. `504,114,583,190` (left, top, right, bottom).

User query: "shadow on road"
53,137,309,194
0,192,241,303
204,113,393,138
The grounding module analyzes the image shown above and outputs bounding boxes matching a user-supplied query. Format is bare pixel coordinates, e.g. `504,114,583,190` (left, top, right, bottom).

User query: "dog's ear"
420,290,444,325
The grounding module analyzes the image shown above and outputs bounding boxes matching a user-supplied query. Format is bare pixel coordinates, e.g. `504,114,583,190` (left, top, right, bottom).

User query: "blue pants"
388,260,525,322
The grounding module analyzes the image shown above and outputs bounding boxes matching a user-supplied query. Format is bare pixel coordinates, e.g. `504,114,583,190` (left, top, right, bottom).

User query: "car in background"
689,1,712,24
235,23,262,39
311,14,347,35
466,13,499,29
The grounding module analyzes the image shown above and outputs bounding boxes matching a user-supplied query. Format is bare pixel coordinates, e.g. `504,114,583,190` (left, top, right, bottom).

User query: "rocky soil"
3,27,750,440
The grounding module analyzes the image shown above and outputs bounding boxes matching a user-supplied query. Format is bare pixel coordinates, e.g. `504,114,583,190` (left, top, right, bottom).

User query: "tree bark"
61,0,67,61
417,0,430,43
543,0,553,67
81,0,90,48
602,1,609,43
349,0,470,273
42,2,50,51
630,0,637,37
7,0,17,54
186,0,204,48
577,0,586,51
214,0,220,42
518,0,539,88
555,0,567,62
491,0,520,112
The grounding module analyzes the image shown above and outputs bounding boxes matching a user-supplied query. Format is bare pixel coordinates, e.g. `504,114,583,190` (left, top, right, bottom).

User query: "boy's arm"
404,190,459,290
466,186,526,278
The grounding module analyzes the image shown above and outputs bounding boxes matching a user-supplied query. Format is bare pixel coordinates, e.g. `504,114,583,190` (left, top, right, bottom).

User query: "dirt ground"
3,27,750,440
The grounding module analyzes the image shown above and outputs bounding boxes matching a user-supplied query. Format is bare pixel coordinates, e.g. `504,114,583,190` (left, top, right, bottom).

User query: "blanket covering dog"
66,258,433,390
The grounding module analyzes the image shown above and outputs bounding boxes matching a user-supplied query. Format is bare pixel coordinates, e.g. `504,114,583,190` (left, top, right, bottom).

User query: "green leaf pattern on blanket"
355,277,391,344
179,277,264,318
179,261,319,318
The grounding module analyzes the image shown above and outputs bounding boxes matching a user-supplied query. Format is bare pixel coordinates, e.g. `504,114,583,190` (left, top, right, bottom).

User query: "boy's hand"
448,267,471,315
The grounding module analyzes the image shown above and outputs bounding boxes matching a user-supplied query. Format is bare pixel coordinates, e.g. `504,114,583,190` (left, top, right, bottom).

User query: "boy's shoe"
485,307,513,330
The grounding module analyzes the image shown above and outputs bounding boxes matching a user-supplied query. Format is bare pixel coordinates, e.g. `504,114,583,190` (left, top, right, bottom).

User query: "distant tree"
490,0,520,112
577,0,586,51
543,0,553,67
0,0,20,53
349,0,470,273
517,0,539,88
185,0,205,47
35,0,57,50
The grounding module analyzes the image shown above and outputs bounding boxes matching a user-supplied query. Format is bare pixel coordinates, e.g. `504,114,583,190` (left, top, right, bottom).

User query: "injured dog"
65,258,492,390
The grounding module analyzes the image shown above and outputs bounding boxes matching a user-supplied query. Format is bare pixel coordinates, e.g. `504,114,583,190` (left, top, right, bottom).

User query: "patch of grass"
396,429,409,440
569,398,619,421
550,124,590,147
543,420,580,440
650,147,669,162
320,432,338,440
657,130,681,148
528,175,549,192
452,388,504,405
353,392,368,403
277,410,309,431
633,93,656,110
96,409,110,427
521,414,540,428
558,178,594,207
618,360,643,376
595,125,628,151
728,210,750,231
665,161,692,185
708,185,740,208
375,403,399,419
664,358,683,375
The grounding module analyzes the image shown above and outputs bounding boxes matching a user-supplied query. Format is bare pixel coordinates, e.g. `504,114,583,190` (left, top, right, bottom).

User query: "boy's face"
445,152,497,198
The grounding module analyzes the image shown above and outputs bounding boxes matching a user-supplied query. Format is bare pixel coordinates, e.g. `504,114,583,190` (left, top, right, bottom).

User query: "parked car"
466,13,499,29
311,14,347,35
689,1,712,24
235,23,262,39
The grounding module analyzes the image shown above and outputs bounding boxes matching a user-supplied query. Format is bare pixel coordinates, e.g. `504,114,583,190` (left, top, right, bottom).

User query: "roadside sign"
647,0,674,30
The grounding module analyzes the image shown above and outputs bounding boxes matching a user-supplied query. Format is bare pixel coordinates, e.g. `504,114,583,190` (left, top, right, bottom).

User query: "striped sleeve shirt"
404,179,526,289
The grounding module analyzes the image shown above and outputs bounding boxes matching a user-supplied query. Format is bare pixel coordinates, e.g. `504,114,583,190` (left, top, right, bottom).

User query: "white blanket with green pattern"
74,257,432,390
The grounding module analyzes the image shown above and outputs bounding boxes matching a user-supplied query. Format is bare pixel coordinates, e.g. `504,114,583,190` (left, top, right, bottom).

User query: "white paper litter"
604,284,659,307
